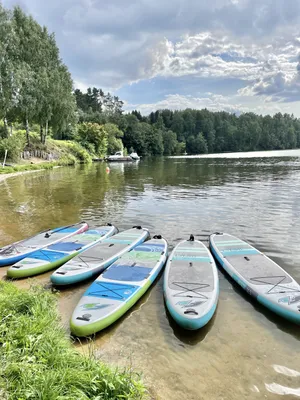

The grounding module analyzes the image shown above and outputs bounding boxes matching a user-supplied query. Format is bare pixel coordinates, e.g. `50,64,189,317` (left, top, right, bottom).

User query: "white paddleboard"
164,235,219,330
210,233,300,324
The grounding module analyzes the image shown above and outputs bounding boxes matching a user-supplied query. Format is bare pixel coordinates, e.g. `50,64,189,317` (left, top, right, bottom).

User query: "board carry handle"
152,234,167,255
184,309,198,315
44,221,87,238
188,234,194,241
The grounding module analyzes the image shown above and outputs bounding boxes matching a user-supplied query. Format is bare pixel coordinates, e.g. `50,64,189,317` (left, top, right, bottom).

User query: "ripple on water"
1,151,300,399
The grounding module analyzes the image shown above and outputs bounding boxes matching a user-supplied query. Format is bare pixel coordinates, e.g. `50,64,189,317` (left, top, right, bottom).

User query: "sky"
3,0,300,116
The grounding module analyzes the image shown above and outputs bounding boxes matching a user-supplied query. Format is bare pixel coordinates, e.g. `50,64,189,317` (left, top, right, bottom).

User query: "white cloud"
126,92,296,115
159,32,299,81
5,0,300,88
4,0,300,112
239,57,300,102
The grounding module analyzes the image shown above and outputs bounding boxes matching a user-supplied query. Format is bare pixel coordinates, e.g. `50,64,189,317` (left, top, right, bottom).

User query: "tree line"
75,88,300,156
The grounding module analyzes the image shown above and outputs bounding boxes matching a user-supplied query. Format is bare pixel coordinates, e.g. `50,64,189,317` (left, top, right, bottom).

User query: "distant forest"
75,87,300,156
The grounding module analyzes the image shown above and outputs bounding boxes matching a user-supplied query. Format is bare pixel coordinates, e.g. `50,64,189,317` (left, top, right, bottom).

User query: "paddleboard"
51,227,150,285
210,233,300,324
7,225,117,278
70,236,167,336
164,235,219,330
0,222,88,267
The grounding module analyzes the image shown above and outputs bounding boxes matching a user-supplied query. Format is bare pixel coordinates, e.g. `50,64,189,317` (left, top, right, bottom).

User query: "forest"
1,3,300,162
75,88,300,156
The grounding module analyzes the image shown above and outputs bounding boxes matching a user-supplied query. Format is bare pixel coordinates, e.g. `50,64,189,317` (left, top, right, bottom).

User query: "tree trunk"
25,117,30,145
3,117,8,137
44,120,48,145
9,124,12,136
40,125,44,143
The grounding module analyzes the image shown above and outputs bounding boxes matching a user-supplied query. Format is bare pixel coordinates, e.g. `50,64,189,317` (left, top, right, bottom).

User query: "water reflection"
165,305,217,346
265,383,300,397
273,365,300,377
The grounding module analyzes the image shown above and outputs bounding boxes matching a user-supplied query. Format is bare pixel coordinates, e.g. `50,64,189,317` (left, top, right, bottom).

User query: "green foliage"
163,130,178,155
58,154,77,166
104,123,123,154
122,109,300,155
77,122,107,156
75,87,123,116
0,132,26,161
63,141,93,163
175,142,186,155
146,128,164,155
186,133,208,154
0,4,76,145
123,117,148,156
0,281,146,399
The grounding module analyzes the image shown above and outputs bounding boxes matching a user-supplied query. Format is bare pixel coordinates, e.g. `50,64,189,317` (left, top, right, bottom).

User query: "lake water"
1,149,300,399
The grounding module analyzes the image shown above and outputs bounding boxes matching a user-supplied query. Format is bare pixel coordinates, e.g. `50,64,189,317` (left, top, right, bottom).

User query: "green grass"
1,129,93,167
0,282,146,400
0,163,57,174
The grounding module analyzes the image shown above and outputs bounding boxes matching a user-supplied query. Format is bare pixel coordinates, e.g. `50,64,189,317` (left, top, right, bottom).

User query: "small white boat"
129,152,140,160
107,151,132,162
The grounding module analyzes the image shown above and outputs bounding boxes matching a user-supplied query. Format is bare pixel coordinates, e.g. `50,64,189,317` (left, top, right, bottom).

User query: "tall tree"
104,123,124,154
163,130,178,155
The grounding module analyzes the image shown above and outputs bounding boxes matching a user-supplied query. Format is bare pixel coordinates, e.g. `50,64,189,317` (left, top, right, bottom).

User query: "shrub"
68,141,92,163
58,154,77,166
77,122,108,156
81,141,96,155
0,133,26,162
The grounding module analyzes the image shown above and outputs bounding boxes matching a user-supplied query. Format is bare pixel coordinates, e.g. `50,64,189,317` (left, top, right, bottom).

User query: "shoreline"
0,281,146,399
0,166,62,183
0,168,44,183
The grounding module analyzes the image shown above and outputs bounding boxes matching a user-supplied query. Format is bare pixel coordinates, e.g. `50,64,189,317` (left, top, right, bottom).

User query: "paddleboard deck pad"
164,237,219,330
7,225,117,278
70,237,168,336
51,227,150,285
0,222,88,267
210,233,300,324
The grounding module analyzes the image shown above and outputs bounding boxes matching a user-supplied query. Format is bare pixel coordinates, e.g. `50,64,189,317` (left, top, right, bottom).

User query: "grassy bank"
0,136,95,175
0,282,146,399
0,162,59,174
0,129,94,169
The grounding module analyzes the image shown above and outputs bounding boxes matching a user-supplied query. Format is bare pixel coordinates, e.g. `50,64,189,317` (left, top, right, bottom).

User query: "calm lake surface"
1,149,300,399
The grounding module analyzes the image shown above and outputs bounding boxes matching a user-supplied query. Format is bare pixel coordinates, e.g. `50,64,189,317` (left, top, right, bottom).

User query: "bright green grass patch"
0,163,56,174
0,282,146,400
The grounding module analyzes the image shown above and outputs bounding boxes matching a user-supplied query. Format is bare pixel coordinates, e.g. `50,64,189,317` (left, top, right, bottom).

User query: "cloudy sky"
4,0,300,115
